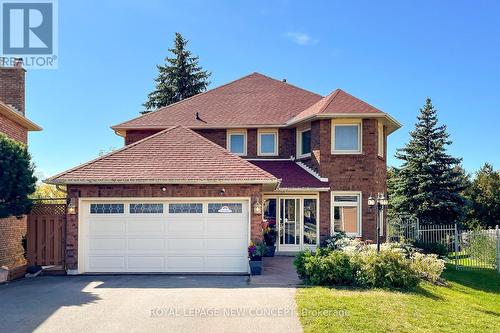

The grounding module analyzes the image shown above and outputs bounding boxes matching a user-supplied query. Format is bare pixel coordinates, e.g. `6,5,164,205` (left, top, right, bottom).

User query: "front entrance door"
263,196,318,253
279,198,300,250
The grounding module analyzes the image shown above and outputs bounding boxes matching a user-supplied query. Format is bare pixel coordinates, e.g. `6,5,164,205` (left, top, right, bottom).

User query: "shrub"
410,252,445,284
304,251,355,286
468,230,496,266
293,249,313,280
413,241,448,257
354,249,420,289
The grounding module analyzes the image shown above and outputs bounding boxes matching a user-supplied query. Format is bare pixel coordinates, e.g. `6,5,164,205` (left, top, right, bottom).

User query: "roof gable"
112,73,322,130
46,126,278,184
288,89,383,124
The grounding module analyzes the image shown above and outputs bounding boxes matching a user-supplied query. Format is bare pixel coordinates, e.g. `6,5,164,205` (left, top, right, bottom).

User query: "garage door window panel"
90,203,124,214
169,203,203,214
208,203,243,214
129,203,164,214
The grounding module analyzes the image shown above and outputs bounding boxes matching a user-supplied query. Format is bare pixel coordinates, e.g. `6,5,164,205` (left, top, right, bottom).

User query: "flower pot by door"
249,260,262,275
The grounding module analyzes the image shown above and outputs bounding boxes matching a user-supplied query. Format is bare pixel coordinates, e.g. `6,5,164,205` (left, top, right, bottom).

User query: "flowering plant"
248,241,266,260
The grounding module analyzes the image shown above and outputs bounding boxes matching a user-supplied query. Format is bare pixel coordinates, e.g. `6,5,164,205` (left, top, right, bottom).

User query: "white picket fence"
388,218,500,273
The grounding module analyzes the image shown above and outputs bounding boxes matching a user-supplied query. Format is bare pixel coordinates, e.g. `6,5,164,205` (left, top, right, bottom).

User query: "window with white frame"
331,121,361,154
378,122,384,157
258,129,278,156
227,130,247,156
331,192,361,236
297,128,311,157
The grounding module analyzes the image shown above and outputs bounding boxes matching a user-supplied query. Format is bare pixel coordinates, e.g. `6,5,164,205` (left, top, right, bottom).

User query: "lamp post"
368,193,388,252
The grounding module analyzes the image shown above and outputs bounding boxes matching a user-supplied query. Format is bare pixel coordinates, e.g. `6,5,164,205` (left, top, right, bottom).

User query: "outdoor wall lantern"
368,193,388,252
253,199,262,215
67,197,77,215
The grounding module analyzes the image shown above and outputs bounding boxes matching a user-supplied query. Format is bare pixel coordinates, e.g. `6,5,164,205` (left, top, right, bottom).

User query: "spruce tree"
142,32,211,113
391,98,466,224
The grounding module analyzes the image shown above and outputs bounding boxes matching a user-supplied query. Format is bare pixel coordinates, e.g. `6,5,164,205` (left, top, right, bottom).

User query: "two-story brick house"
47,73,400,274
0,62,42,279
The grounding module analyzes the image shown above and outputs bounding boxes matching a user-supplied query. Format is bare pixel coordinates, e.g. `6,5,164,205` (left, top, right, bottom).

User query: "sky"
24,0,500,180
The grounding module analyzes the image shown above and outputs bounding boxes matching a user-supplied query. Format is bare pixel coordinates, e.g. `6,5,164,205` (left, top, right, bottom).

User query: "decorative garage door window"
129,203,164,214
208,203,243,214
169,203,203,214
90,203,124,214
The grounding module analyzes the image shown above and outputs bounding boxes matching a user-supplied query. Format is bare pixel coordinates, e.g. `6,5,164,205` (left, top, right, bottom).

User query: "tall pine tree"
391,98,466,224
143,32,211,113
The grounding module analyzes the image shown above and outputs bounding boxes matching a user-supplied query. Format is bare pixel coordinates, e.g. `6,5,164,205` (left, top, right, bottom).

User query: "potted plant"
248,241,266,275
263,224,277,257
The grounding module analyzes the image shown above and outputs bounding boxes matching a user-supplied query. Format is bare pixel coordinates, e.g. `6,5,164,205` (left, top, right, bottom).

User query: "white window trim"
257,128,279,156
227,129,247,156
331,191,362,237
378,122,384,158
331,120,362,154
296,127,312,159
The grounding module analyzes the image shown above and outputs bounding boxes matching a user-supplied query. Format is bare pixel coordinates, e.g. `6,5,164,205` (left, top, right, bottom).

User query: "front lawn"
295,266,500,333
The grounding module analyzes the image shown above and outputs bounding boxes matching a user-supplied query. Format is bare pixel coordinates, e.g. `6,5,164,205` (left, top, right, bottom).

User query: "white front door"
79,199,249,273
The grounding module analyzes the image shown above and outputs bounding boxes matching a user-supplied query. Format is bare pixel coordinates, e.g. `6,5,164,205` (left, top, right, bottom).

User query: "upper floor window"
297,128,311,158
331,119,362,154
378,122,384,157
258,129,278,156
227,129,247,156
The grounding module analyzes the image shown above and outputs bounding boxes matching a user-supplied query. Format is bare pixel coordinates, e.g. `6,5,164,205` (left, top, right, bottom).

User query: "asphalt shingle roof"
249,160,329,190
46,126,279,185
112,73,323,130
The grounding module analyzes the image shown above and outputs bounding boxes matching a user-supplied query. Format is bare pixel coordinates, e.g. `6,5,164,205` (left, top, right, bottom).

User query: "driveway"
0,275,302,333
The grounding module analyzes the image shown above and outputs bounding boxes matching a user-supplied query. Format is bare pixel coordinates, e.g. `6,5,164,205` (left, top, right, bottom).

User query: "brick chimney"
0,59,25,115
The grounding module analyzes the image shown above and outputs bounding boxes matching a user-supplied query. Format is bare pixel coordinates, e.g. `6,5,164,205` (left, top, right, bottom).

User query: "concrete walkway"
250,256,302,286
0,275,302,333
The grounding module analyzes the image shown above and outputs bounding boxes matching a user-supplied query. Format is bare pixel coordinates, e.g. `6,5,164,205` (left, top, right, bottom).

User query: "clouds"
283,32,318,46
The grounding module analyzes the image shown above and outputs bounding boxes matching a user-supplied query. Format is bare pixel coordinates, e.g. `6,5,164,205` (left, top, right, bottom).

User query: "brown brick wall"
0,114,28,143
315,118,387,242
0,216,27,269
65,184,264,270
125,128,296,159
0,67,25,115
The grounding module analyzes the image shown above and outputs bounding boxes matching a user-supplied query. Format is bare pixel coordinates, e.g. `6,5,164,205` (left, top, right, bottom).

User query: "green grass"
295,266,500,333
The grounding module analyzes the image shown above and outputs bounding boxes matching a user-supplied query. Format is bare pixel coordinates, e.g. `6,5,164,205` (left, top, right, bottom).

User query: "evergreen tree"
464,163,500,228
143,32,211,113
391,98,466,224
0,134,37,218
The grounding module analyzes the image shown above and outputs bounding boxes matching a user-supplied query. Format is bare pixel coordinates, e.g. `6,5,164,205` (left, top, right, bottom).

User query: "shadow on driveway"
0,274,301,333
0,277,100,333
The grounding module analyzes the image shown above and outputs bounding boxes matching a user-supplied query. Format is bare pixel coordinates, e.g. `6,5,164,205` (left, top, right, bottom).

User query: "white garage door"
79,199,249,273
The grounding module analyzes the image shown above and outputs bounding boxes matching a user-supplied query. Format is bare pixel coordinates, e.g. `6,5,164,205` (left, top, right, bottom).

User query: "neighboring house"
46,73,400,274
0,61,42,279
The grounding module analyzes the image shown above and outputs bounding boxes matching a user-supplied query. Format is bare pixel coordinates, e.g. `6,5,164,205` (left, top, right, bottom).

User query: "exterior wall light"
67,197,77,215
253,199,262,215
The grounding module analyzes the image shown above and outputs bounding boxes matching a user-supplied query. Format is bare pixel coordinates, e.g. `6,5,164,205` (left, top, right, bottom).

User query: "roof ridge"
111,73,265,130
44,126,179,183
111,72,322,130
251,72,322,98
317,89,341,114
335,89,383,113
